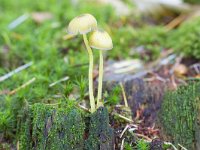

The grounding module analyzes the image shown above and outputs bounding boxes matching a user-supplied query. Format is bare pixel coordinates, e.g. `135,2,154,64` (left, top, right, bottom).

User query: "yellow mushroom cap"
67,14,97,35
89,29,113,51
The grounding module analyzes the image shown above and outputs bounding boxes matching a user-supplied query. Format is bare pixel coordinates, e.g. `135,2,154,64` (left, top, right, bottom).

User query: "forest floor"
0,0,200,149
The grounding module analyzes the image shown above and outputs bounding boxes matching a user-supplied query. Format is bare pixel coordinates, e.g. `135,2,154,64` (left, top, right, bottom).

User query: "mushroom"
89,29,113,108
67,14,97,35
67,14,97,113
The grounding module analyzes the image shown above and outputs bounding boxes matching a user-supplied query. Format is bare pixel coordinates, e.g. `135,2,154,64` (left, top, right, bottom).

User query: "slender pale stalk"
83,34,95,113
97,50,103,107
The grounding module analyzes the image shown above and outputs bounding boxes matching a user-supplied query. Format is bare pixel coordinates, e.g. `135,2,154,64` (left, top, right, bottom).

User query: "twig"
115,104,127,108
0,62,33,82
8,77,36,95
120,125,129,138
114,113,133,123
166,14,186,31
177,78,187,85
144,73,166,82
120,138,125,150
164,142,178,150
120,82,128,107
49,76,69,87
8,13,30,30
78,104,90,112
128,127,137,132
17,141,19,150
178,144,188,150
135,133,152,142
171,75,177,90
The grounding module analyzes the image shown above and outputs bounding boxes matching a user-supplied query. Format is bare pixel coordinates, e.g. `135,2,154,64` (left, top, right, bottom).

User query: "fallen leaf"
195,74,200,78
174,64,188,76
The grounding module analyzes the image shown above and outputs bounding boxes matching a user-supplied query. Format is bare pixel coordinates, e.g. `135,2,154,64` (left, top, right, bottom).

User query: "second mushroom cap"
89,29,113,51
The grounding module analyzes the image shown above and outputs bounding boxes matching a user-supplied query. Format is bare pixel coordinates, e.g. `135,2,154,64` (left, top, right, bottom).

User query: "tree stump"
18,103,85,150
18,104,114,150
85,107,114,150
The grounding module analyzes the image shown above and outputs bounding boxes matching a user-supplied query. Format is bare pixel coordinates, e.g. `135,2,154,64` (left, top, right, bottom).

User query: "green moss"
136,139,150,150
135,26,167,60
160,82,200,149
167,18,200,59
85,107,114,150
124,142,133,150
104,85,121,105
0,96,25,139
18,102,85,150
111,26,167,60
184,0,200,4
124,139,158,150
18,108,32,150
110,26,135,59
0,110,14,138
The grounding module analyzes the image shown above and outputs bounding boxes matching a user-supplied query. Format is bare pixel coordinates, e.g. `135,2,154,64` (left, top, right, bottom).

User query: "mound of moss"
111,26,167,60
184,0,200,4
18,103,85,150
167,18,200,59
134,26,167,60
160,82,200,149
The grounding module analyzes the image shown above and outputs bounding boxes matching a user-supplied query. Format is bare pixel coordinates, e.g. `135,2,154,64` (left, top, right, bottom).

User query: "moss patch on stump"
18,103,85,150
160,82,200,149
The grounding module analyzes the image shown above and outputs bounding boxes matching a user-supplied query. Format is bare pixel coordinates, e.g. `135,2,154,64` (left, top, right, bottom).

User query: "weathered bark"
85,107,114,150
103,72,166,126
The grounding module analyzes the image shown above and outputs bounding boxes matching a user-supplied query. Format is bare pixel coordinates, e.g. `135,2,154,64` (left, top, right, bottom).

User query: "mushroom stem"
97,50,103,107
83,34,95,113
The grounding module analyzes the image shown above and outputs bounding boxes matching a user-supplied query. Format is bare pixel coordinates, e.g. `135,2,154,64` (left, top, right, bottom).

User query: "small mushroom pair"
67,14,113,113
